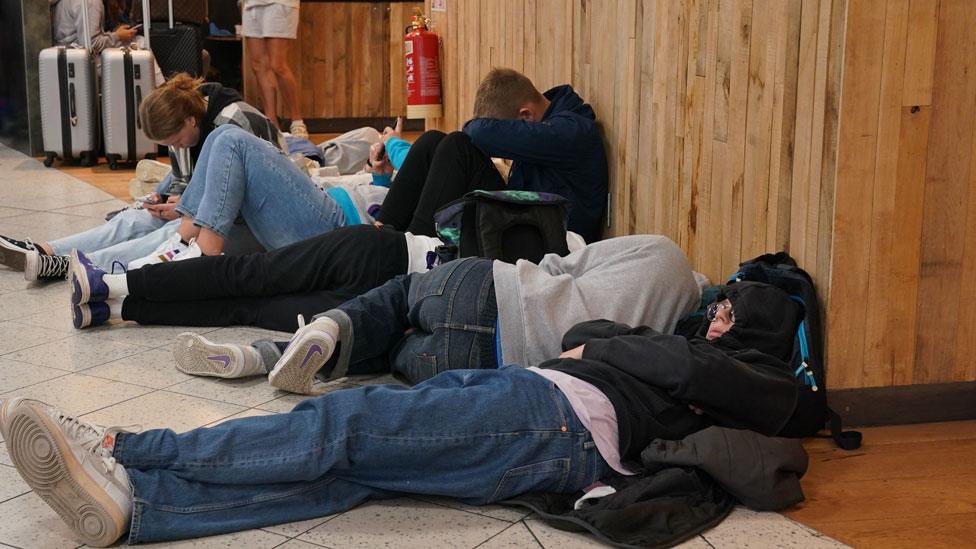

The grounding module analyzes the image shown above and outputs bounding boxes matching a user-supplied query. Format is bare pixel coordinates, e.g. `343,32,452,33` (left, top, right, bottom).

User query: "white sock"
107,298,124,319
104,273,129,299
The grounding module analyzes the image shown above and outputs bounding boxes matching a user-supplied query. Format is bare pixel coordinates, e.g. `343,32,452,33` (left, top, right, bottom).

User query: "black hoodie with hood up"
539,281,803,464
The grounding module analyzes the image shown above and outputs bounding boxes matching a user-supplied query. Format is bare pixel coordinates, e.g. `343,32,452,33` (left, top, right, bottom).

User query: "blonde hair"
472,68,544,119
139,73,207,141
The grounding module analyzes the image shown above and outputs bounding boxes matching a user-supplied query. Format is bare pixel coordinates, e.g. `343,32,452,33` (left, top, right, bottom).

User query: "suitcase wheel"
81,152,96,167
107,154,120,170
43,153,55,168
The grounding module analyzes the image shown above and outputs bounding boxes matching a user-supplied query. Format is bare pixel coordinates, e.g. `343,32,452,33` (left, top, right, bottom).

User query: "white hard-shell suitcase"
39,3,98,167
102,0,158,169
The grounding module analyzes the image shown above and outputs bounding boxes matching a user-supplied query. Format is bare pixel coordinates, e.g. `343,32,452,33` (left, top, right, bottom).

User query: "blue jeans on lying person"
176,124,347,251
48,208,168,258
318,257,499,384
113,367,609,543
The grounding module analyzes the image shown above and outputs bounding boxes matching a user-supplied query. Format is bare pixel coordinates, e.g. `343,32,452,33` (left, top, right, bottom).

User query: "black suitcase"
149,0,203,77
132,0,209,26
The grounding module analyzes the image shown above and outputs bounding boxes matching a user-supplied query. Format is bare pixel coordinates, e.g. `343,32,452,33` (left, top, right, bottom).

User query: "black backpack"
433,190,571,264
727,252,862,449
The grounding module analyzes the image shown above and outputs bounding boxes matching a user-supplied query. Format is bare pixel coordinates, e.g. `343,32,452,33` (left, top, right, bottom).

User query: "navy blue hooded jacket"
462,85,609,243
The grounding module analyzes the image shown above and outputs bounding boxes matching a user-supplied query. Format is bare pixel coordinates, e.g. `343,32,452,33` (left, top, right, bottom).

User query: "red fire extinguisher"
404,14,442,119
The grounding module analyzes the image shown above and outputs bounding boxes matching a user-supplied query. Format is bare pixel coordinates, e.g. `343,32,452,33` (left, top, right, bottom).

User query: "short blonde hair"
472,68,544,119
139,73,207,141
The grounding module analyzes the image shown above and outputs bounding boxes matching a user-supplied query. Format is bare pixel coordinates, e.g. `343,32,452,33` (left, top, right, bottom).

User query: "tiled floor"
0,143,850,548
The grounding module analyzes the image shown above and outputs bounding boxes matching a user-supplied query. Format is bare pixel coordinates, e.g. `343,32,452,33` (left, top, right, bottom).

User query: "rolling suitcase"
150,0,204,78
102,0,158,170
149,0,208,26
38,1,98,167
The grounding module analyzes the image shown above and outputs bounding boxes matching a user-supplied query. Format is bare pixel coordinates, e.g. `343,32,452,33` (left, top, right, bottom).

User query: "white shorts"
242,3,299,39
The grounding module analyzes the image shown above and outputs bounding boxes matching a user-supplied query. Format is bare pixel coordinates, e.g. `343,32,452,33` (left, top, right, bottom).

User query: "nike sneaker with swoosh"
268,316,340,394
173,332,266,379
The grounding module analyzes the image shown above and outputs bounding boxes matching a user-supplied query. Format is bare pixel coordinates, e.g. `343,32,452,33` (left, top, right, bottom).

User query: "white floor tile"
0,288,66,322
702,507,850,548
84,348,195,389
0,357,70,394
1,373,151,415
0,443,11,467
261,515,335,539
167,375,286,408
477,522,544,548
524,518,614,548
0,321,71,355
0,492,82,549
80,390,248,433
299,499,511,548
73,323,213,350
415,495,532,523
0,465,30,503
5,333,146,372
274,540,330,549
51,199,130,219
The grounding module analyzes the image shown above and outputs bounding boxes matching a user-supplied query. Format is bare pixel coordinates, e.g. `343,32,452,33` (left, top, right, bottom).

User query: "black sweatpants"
121,225,409,332
376,130,506,236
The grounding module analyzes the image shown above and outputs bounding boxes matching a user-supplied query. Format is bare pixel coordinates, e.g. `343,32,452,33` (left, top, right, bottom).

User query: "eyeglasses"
705,301,735,324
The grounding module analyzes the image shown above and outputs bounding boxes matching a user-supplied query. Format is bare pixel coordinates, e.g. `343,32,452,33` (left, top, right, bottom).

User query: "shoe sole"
69,249,91,305
0,240,28,272
72,304,91,330
4,403,126,547
23,250,39,282
268,329,335,394
173,333,245,378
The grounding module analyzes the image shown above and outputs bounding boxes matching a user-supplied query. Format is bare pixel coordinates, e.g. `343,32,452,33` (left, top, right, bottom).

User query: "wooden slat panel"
889,105,930,386
826,0,886,389
914,0,976,384
861,0,910,388
901,0,940,107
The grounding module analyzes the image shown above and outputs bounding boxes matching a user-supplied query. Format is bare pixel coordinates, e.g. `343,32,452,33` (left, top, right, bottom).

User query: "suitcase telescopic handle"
68,82,78,126
135,86,143,129
79,0,93,52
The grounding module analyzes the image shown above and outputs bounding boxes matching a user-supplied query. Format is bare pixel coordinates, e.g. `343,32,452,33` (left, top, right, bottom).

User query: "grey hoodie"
492,234,701,369
51,0,121,55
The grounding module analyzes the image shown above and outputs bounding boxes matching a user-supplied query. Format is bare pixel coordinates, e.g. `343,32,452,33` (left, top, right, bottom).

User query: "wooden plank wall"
427,0,838,285
425,0,976,390
828,0,976,389
242,2,422,119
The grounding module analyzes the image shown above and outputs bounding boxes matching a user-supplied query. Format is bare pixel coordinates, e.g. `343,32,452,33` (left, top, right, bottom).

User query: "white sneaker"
268,316,340,394
127,233,201,270
135,159,171,183
173,332,266,378
1,398,132,547
289,120,309,139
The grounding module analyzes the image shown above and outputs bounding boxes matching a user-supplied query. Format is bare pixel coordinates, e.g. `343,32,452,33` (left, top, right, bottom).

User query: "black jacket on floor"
505,426,809,548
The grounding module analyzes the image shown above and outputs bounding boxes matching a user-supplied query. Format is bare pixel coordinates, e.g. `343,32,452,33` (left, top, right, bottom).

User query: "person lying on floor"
371,67,608,243
0,279,803,547
66,215,586,332
0,74,279,281
164,234,700,393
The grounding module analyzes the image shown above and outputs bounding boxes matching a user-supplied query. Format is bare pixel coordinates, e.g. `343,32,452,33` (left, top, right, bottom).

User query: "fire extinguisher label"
404,41,413,55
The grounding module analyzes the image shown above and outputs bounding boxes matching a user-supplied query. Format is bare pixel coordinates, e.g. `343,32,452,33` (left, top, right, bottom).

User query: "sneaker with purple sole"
73,302,110,329
70,249,109,305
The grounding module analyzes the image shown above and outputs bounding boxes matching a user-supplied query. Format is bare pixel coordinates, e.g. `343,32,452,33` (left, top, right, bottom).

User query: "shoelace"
50,409,141,482
37,255,70,279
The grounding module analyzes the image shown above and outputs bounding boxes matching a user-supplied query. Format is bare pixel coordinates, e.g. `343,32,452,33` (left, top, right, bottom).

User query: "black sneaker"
25,253,70,282
0,235,44,272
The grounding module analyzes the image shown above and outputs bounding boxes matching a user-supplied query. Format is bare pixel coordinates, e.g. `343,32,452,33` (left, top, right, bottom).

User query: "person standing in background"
241,0,307,138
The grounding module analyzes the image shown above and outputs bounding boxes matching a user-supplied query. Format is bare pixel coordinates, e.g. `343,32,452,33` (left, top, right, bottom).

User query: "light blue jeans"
48,209,179,270
176,124,347,251
113,367,608,544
